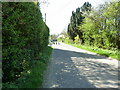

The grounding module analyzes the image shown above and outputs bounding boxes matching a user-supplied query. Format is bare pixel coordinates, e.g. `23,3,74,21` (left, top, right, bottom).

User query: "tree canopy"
67,1,120,50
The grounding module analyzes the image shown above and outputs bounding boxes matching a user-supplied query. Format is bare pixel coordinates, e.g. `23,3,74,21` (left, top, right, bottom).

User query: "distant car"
52,39,58,44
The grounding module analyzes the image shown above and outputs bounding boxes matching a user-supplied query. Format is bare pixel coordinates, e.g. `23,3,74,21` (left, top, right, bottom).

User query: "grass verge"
2,46,53,88
65,43,119,60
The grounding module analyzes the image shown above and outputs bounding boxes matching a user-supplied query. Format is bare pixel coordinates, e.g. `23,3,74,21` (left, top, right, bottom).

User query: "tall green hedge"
2,2,49,82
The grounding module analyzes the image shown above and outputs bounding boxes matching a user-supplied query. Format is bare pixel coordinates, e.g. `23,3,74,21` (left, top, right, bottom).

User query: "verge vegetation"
2,2,52,88
65,41,119,60
58,1,119,60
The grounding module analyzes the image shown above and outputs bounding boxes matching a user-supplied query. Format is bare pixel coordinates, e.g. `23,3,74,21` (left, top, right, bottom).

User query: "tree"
67,2,92,43
81,2,92,14
67,1,119,50
79,1,119,49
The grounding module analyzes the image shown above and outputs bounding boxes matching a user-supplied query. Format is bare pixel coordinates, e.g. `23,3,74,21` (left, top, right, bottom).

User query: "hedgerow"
2,2,49,84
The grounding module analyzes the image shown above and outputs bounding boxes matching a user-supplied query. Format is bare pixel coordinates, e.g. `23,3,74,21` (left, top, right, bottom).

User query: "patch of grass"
18,61,46,88
2,46,53,88
19,46,53,88
65,43,119,60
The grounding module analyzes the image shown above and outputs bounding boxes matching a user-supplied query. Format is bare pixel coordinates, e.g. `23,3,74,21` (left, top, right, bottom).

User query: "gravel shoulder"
43,43,119,88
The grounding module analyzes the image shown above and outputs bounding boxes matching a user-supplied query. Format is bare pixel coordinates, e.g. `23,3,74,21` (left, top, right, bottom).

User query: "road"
43,43,119,88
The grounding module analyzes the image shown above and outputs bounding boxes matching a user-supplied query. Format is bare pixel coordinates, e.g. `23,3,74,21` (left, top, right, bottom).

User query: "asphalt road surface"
43,43,119,88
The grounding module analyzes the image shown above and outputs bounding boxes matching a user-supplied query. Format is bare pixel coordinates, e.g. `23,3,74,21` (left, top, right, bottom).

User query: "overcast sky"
39,0,111,35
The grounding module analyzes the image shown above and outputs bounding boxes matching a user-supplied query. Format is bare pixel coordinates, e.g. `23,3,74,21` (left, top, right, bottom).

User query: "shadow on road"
46,48,118,88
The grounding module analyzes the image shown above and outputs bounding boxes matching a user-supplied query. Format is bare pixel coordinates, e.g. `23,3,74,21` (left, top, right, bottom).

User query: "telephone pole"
39,0,49,23
45,13,46,23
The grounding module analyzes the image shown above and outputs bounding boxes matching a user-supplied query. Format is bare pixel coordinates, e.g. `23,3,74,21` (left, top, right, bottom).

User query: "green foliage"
67,2,91,42
3,46,53,88
17,46,52,88
81,2,92,13
64,37,74,44
2,2,49,86
67,1,120,51
74,35,80,44
2,82,18,88
65,42,119,60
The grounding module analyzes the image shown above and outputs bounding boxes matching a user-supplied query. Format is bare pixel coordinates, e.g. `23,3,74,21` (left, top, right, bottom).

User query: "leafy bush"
74,35,81,44
64,37,74,44
2,2,49,84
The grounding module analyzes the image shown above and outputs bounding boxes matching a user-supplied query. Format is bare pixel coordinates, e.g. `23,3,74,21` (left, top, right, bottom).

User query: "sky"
39,0,111,35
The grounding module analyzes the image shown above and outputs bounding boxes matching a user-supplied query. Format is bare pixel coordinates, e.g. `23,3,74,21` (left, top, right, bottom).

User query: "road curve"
43,43,119,88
